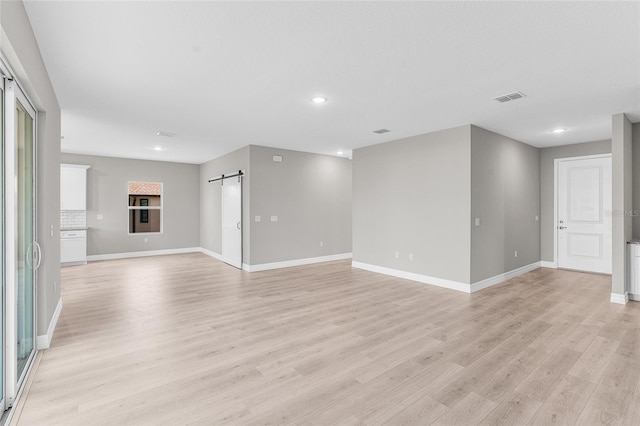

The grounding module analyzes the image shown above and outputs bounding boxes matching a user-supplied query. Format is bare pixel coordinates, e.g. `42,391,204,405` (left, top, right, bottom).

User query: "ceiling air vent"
493,91,526,103
373,128,390,134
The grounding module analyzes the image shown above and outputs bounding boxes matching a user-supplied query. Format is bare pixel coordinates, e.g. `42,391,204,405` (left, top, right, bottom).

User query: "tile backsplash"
60,210,86,229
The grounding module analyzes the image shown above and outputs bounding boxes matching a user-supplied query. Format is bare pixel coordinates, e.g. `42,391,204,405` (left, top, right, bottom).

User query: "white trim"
351,261,471,293
541,261,557,268
36,298,63,350
629,293,640,302
87,247,201,261
352,261,542,294
199,247,223,261
610,292,629,304
470,262,542,293
246,253,353,272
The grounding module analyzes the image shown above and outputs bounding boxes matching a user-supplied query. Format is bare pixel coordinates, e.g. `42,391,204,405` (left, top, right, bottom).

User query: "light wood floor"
15,254,640,425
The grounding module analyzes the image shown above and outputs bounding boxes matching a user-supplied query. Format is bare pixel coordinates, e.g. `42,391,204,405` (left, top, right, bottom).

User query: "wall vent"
373,128,390,134
493,91,526,103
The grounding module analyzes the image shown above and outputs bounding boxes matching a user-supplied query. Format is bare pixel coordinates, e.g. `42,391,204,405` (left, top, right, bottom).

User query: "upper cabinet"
60,164,90,210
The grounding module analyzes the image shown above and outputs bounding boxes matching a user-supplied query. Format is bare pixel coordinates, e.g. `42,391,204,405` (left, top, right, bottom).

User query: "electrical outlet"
144,238,149,243
535,215,539,222
395,251,399,259
409,253,414,261
320,241,323,247
255,216,261,222
53,281,57,292
475,218,481,227
515,250,518,258
97,214,104,220
50,224,54,237
270,216,278,222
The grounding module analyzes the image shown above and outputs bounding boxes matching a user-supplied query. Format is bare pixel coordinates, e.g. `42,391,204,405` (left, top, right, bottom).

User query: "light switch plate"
97,214,104,220
255,216,261,222
475,218,481,227
270,215,278,222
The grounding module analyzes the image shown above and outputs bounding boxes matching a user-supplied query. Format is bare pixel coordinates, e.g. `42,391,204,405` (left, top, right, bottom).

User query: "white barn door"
221,176,242,269
557,156,612,274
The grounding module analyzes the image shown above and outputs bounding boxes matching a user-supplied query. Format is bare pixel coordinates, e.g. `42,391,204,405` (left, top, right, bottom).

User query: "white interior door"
557,156,612,274
221,176,242,269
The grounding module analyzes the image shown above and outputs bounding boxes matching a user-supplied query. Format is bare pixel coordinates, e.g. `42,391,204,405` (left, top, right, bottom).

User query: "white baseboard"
610,292,629,304
87,247,201,261
629,293,640,302
36,297,63,350
351,261,471,293
351,261,542,294
199,247,223,261
540,261,557,269
246,253,353,272
470,262,542,293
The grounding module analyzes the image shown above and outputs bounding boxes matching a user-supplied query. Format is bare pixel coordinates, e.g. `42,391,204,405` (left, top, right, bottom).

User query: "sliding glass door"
15,97,35,382
0,74,4,410
4,73,38,408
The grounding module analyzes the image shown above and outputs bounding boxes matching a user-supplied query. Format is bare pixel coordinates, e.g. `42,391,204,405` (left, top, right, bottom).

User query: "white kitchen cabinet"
60,164,90,210
629,242,640,302
61,230,87,264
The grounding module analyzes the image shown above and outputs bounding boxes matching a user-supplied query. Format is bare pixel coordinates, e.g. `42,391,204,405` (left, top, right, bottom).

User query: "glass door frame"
2,64,38,409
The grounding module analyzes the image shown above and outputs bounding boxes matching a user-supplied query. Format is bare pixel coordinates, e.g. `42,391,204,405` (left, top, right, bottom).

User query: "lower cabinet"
61,230,87,264
630,242,640,302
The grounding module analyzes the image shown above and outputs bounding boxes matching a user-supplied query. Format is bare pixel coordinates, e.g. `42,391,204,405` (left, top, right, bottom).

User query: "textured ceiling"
24,1,640,164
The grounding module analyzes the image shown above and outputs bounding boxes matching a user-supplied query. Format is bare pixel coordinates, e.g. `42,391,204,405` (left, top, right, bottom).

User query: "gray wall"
539,140,612,262
199,146,251,262
611,114,633,296
633,122,640,238
2,1,62,336
353,125,472,284
249,145,352,265
61,153,200,256
470,126,540,283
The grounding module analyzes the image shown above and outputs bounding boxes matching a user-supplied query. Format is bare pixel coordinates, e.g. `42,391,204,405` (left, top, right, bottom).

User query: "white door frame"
553,153,612,270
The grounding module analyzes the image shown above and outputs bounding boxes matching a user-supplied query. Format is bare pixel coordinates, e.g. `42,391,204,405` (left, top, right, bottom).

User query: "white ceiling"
24,1,640,164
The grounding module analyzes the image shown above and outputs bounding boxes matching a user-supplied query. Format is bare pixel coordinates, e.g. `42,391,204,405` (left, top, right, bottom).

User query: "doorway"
221,174,243,269
556,155,612,274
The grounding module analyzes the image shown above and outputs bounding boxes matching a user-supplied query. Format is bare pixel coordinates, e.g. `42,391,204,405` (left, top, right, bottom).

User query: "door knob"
236,222,241,230
559,226,567,230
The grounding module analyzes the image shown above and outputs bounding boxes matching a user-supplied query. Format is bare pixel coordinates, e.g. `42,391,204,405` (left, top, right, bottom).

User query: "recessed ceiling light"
156,131,176,137
154,146,164,151
551,128,568,134
311,97,327,104
337,151,344,155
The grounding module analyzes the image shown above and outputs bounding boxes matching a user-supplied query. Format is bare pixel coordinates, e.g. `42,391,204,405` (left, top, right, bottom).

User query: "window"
128,182,162,234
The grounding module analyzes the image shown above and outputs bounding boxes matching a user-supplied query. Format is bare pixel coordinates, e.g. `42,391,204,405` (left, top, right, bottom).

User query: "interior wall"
1,0,62,336
199,146,250,262
539,140,612,263
633,122,640,238
470,125,540,283
611,113,633,297
249,145,352,265
61,153,200,256
352,125,472,285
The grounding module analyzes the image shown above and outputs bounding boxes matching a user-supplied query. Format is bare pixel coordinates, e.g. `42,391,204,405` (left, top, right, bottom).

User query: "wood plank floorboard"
14,253,640,425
